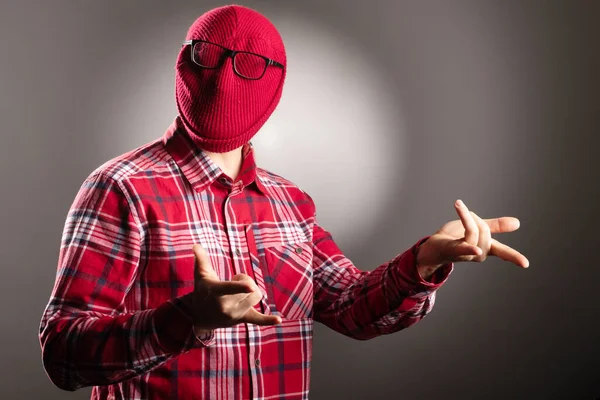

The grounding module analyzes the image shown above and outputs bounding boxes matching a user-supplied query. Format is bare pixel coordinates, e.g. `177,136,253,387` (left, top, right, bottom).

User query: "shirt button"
295,246,303,254
255,359,260,367
235,248,242,257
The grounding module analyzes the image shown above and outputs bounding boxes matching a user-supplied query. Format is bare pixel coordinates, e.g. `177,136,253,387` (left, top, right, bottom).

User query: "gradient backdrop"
1,0,599,399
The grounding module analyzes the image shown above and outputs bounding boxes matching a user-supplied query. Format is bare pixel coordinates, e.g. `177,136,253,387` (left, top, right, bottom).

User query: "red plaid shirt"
39,117,453,399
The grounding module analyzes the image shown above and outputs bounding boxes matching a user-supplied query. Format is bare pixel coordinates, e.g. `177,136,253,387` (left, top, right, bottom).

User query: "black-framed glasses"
182,39,284,80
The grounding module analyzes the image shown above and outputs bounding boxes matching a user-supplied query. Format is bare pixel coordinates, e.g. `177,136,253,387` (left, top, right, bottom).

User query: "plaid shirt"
39,116,453,400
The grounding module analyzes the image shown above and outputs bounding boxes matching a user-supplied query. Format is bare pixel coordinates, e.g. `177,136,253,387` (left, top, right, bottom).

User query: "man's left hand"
416,199,529,280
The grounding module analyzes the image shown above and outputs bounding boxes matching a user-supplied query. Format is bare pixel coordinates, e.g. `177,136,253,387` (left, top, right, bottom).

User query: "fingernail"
455,199,463,207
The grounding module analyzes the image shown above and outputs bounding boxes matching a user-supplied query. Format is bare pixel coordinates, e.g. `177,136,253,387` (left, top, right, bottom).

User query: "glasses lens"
234,52,268,79
192,42,223,67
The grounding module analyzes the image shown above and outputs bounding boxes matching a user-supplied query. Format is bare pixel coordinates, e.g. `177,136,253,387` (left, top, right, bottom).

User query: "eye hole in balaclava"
175,5,287,153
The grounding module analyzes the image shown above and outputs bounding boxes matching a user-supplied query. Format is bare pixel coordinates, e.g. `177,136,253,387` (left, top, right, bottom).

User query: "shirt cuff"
392,236,453,298
153,294,215,354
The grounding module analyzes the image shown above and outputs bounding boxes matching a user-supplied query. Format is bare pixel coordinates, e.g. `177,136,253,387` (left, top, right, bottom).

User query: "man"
39,5,529,399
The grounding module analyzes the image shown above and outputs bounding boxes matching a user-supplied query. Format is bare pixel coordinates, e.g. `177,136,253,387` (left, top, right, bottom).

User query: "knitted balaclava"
175,5,287,153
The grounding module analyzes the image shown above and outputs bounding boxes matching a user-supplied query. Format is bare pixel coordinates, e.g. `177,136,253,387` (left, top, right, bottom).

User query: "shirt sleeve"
38,172,213,391
312,220,453,340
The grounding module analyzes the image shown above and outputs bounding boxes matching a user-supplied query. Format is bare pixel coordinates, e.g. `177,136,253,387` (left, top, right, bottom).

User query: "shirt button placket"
247,324,260,399
224,187,244,275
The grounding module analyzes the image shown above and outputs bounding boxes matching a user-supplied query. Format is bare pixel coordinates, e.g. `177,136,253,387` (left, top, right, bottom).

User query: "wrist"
193,326,214,340
179,292,216,340
415,239,443,280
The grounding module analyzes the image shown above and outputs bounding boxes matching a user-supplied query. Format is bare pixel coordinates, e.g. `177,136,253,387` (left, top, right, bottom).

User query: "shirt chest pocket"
261,241,314,320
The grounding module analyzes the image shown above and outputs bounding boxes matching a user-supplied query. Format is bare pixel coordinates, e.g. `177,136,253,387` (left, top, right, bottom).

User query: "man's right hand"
190,244,281,336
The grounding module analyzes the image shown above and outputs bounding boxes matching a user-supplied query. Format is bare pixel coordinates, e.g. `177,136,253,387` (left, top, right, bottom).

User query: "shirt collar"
163,116,267,194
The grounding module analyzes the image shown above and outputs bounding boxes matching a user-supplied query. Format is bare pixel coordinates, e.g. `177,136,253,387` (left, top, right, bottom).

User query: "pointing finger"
455,200,478,245
489,238,530,268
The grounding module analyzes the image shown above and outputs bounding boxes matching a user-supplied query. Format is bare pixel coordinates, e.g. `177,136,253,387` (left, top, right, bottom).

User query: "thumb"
193,244,219,282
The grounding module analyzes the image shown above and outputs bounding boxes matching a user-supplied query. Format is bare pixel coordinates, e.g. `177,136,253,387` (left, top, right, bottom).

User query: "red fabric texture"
175,5,287,153
38,118,454,399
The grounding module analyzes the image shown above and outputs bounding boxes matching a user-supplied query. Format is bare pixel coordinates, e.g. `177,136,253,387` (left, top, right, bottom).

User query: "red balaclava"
175,5,287,153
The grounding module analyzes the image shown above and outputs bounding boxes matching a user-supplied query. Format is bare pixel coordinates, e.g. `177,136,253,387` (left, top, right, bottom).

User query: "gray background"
1,0,599,399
